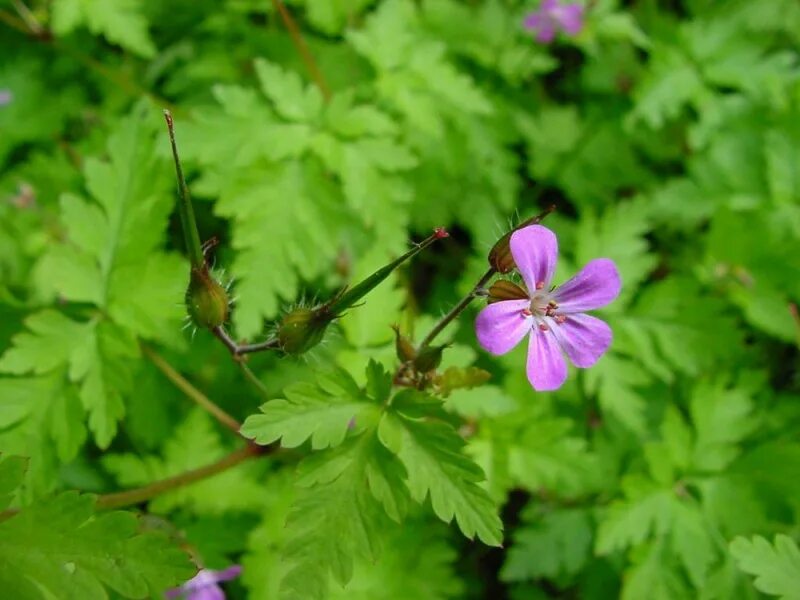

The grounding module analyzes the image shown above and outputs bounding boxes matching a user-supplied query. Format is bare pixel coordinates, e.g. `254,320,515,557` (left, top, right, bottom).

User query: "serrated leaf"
241,368,378,449
280,436,393,600
51,0,156,57
254,59,324,122
501,508,592,581
730,535,800,600
0,491,194,599
0,455,27,510
381,409,502,546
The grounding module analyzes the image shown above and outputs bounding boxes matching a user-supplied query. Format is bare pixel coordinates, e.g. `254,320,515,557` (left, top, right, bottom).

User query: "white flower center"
521,285,567,330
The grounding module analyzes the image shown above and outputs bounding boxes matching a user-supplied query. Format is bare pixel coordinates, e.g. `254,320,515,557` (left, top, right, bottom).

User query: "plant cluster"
1,1,799,599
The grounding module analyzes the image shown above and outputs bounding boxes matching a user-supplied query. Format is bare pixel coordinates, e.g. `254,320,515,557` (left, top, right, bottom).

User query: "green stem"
164,110,205,270
237,361,271,399
141,344,242,435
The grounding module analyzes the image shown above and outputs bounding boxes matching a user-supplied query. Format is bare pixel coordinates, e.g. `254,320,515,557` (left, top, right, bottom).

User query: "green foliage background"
1,0,800,598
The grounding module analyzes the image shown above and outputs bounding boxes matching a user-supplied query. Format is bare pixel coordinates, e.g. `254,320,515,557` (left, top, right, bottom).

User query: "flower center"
525,291,567,325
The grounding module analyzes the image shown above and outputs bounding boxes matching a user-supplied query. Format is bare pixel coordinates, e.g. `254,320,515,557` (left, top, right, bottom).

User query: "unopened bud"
413,344,447,373
488,232,515,273
186,268,229,328
391,325,417,362
278,307,332,355
487,280,529,303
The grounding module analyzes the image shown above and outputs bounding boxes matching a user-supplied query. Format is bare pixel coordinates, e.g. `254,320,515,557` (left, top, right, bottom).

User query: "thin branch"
270,0,332,102
212,325,281,356
96,444,265,510
417,267,496,351
0,444,270,521
141,344,242,435
11,0,43,36
237,361,271,399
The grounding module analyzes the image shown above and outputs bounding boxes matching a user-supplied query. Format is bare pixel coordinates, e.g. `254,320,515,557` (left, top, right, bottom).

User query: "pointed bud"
413,344,447,373
487,280,529,303
186,268,229,329
488,232,515,273
488,205,556,273
277,307,333,355
391,325,417,362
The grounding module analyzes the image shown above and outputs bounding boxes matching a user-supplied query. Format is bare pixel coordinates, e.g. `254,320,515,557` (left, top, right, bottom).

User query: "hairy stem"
0,444,268,521
141,344,242,435
212,325,281,356
164,110,205,270
96,444,265,510
418,267,496,351
271,0,332,102
11,0,42,36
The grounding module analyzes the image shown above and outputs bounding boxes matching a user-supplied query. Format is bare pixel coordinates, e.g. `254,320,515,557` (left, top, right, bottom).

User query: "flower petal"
554,4,584,35
188,585,225,600
475,299,532,355
509,225,559,292
522,12,545,31
526,326,567,391
212,565,243,582
535,23,557,43
553,258,621,313
549,313,612,368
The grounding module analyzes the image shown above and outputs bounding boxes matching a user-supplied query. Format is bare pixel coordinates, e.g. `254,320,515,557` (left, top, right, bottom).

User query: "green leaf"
0,455,27,510
280,435,396,599
241,368,379,449
501,508,592,581
254,59,324,123
33,105,183,344
380,407,503,546
595,477,674,555
0,313,137,448
690,381,753,472
51,0,157,57
0,491,194,599
730,535,800,600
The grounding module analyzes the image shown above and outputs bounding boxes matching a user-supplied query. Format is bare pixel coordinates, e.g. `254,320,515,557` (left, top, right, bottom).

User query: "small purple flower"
523,0,584,44
475,225,620,391
166,565,242,600
0,89,12,107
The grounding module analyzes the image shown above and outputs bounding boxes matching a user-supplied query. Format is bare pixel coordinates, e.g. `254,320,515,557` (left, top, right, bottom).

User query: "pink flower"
523,0,584,44
166,565,242,600
475,225,620,391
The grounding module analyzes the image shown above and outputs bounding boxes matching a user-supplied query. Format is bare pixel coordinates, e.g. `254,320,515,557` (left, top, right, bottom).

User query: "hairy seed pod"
185,268,229,329
413,344,446,373
278,307,331,355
